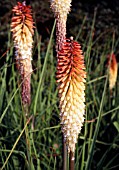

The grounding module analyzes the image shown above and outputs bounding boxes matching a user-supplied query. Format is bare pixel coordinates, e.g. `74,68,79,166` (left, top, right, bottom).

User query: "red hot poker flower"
56,38,86,153
108,53,118,90
11,2,34,106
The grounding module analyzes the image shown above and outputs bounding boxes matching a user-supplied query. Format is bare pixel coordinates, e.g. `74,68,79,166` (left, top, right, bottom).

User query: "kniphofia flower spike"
108,53,118,90
57,37,86,154
50,0,72,51
11,1,34,106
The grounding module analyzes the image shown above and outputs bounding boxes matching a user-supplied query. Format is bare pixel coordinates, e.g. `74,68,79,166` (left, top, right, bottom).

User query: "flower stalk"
11,1,34,107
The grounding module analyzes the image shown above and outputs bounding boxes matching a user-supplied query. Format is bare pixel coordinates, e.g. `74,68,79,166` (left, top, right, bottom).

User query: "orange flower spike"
108,53,118,90
56,38,86,153
11,2,34,106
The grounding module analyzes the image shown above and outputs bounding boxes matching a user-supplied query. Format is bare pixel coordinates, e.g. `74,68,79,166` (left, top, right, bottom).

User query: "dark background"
0,0,119,59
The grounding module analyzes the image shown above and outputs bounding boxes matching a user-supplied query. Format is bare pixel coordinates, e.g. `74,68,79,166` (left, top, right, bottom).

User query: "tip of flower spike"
50,0,72,16
22,1,26,6
107,53,117,69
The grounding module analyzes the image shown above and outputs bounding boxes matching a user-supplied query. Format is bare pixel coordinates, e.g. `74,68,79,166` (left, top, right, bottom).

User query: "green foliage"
0,12,119,170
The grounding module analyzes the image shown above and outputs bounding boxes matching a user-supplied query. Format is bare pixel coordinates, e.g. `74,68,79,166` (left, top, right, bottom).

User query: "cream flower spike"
50,0,72,51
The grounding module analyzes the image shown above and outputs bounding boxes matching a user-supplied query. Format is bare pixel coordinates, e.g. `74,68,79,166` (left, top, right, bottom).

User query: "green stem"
23,108,35,170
